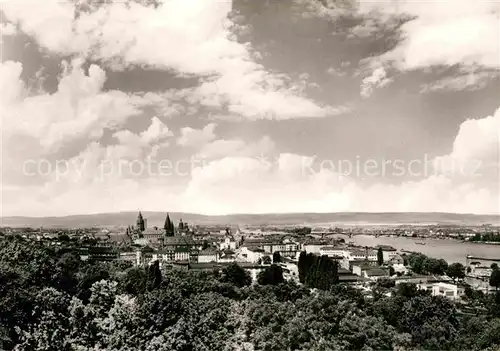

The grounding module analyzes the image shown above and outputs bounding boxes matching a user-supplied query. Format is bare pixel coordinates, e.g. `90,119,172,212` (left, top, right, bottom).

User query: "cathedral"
131,211,192,246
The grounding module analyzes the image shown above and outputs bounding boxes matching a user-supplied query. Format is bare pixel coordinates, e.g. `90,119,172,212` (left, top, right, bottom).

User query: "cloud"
0,59,154,154
433,107,500,180
1,22,17,36
197,136,275,159
353,0,500,94
360,67,392,98
180,109,499,215
420,70,499,93
177,123,217,147
358,0,500,70
2,107,498,216
3,0,336,120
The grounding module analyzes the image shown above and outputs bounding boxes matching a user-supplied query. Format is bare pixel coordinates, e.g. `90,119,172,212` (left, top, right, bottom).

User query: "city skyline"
1,0,499,216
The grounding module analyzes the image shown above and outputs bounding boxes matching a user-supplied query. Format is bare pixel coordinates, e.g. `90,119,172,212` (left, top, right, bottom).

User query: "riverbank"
332,234,500,264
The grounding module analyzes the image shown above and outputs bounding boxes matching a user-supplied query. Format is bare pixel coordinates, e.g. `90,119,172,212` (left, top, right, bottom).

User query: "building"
198,248,218,263
362,267,390,281
348,248,377,261
240,246,268,263
320,246,349,258
78,246,119,262
376,245,398,262
141,227,165,245
219,234,237,251
420,282,465,300
302,240,328,254
278,259,299,281
119,251,140,265
219,250,237,263
163,235,201,251
466,255,500,268
351,262,389,280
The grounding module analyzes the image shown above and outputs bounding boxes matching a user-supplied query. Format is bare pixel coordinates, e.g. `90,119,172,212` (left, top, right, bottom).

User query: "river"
334,235,500,264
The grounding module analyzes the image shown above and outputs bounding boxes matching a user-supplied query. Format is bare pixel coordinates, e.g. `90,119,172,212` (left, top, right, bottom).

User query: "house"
338,268,369,285
141,227,165,245
363,267,390,281
119,251,140,265
78,246,119,262
278,259,299,281
348,248,377,261
240,246,268,263
376,245,398,262
198,248,218,263
351,261,382,277
218,249,237,263
426,282,465,300
150,247,196,266
302,240,328,254
219,234,237,251
389,254,408,274
320,246,349,258
163,235,201,251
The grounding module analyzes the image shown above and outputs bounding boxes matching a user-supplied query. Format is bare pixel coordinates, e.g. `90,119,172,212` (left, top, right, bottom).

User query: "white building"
320,246,349,258
348,249,377,261
419,282,465,300
198,249,218,263
302,242,327,254
219,235,237,251
376,245,398,262
240,246,268,263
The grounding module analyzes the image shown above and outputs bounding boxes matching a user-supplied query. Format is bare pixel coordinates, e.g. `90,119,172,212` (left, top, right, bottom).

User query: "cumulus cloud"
2,106,499,215
1,22,17,36
180,109,499,215
433,108,500,180
197,136,275,159
177,123,217,148
3,0,335,120
359,0,500,70
0,59,153,153
354,0,500,93
360,67,392,98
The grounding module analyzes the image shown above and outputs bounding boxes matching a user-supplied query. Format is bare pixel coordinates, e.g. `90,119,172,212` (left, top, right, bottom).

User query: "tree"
148,260,162,290
447,262,466,282
377,247,384,266
490,269,500,291
220,263,251,287
258,264,284,285
272,251,281,263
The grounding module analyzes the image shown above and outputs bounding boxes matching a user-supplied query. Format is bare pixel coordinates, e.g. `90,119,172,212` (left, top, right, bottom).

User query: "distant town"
2,211,499,299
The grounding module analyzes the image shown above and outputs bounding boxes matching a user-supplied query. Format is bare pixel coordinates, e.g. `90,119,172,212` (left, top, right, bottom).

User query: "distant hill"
1,212,499,228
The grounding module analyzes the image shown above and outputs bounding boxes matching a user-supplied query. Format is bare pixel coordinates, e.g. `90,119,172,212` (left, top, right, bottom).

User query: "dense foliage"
404,252,450,275
470,233,500,243
1,235,500,350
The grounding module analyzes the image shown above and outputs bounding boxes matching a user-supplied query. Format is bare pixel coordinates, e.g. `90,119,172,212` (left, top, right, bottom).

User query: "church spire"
164,213,174,237
137,211,145,232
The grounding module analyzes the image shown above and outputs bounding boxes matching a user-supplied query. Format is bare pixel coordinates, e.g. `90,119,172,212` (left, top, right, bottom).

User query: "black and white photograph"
0,0,499,349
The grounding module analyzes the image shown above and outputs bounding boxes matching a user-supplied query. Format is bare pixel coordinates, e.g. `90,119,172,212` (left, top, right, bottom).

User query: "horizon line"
2,210,499,219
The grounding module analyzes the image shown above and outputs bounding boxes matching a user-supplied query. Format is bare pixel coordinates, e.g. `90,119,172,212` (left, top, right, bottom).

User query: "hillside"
1,212,499,228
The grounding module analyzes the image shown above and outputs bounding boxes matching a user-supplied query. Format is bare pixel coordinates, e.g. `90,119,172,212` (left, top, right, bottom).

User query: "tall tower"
137,212,145,232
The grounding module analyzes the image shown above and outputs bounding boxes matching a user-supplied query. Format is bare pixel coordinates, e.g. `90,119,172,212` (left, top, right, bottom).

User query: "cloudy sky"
0,0,499,216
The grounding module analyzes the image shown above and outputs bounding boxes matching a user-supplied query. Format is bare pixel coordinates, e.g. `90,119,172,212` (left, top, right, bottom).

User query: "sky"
0,0,499,216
